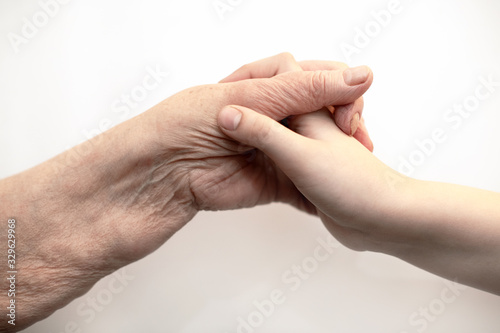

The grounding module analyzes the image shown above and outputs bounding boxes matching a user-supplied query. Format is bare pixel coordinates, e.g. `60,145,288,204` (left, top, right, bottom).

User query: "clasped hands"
141,52,392,255
151,52,389,253
7,52,500,331
2,52,397,329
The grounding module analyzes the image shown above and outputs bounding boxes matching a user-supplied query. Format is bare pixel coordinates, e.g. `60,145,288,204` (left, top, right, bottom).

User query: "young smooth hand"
219,94,500,296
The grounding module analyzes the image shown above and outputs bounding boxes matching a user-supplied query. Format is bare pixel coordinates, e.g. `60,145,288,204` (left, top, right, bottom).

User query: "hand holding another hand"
1,53,375,330
218,55,500,296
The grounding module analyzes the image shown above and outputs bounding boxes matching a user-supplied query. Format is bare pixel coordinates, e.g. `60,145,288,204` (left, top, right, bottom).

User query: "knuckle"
246,79,290,118
335,103,354,118
309,70,329,101
333,104,354,132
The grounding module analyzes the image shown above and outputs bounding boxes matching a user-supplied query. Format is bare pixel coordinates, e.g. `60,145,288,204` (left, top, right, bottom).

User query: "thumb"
239,66,373,121
218,105,309,168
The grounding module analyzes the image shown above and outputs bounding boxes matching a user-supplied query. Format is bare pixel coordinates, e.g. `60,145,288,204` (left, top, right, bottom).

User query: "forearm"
315,131,500,294
0,111,195,330
265,112,500,294
297,127,500,294
384,178,500,294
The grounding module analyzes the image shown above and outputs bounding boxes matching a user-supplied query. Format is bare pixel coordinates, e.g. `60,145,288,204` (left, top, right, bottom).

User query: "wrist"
49,112,197,266
361,170,421,255
0,112,197,329
323,157,417,254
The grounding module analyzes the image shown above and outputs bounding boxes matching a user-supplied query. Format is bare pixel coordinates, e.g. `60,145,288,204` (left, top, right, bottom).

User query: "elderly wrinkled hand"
0,53,373,331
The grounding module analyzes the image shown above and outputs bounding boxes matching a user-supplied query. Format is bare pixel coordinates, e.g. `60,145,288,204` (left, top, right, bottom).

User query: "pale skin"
0,53,373,331
219,57,500,296
4,52,498,331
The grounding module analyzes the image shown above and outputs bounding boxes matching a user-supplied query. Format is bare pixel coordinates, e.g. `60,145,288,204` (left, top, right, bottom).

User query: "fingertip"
343,65,373,87
350,113,360,137
333,102,355,135
353,118,374,152
218,106,242,131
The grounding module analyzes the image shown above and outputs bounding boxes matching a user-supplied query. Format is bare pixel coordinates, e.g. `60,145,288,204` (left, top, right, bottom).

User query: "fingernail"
343,66,370,86
350,113,360,136
219,106,242,131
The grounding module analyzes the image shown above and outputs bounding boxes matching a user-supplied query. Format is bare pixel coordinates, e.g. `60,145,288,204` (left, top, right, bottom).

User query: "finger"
221,57,374,148
288,108,343,141
333,98,365,136
299,60,369,138
352,117,374,152
239,66,373,121
217,105,309,173
220,52,302,83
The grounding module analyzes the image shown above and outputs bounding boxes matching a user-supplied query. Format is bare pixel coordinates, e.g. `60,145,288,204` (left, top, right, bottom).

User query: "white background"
1,0,500,332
